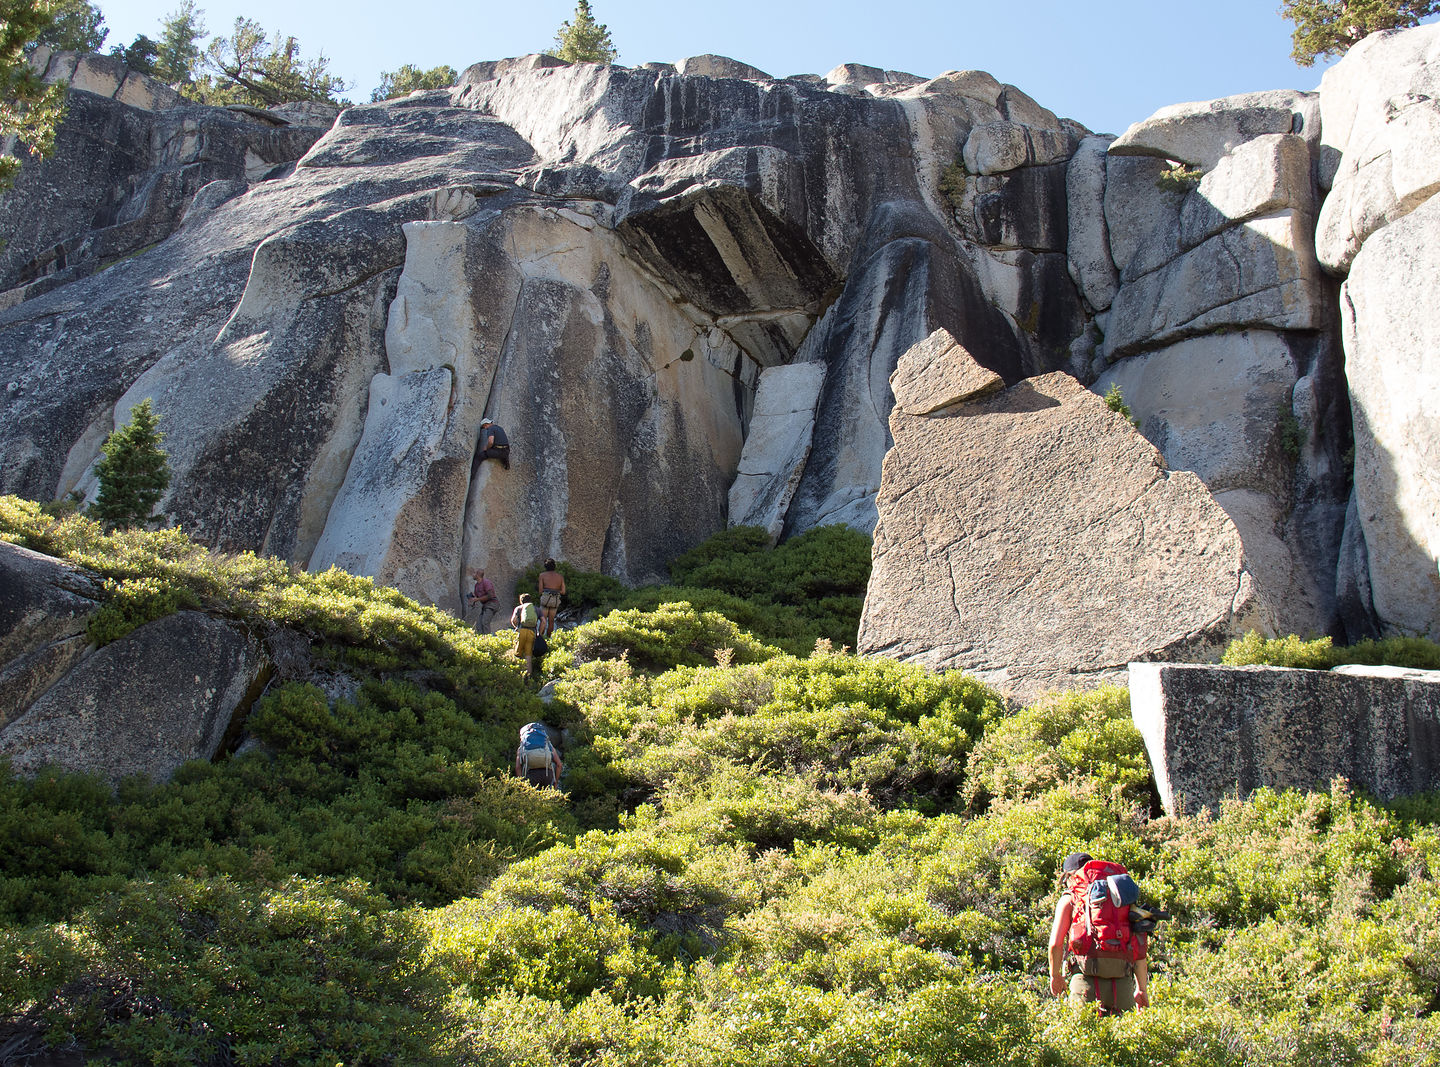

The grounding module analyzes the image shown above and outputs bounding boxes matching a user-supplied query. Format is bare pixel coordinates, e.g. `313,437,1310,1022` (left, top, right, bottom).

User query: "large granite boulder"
1339,193,1440,638
0,611,265,785
1131,661,1440,815
1315,23,1440,271
858,343,1274,699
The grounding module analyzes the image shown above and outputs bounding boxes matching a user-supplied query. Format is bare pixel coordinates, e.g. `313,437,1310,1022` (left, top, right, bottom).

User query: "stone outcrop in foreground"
858,330,1274,699
0,539,310,785
1131,661,1440,815
0,610,265,785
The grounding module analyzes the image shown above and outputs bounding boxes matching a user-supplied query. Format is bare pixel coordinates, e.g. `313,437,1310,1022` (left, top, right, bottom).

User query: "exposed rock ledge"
1132,661,1440,815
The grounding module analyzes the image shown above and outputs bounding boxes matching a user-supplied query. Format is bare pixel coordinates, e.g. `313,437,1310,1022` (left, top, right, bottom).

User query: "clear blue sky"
94,0,1343,135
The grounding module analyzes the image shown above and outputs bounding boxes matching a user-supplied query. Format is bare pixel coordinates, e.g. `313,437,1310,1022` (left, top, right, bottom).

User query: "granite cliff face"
2,29,1438,699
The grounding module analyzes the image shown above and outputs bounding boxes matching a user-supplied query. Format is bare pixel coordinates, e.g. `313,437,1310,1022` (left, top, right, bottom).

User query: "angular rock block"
859,365,1274,699
889,328,1002,415
1131,661,1440,815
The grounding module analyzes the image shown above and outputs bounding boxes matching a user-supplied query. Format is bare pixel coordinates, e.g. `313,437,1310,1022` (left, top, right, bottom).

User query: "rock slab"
1131,661,1440,815
729,361,827,543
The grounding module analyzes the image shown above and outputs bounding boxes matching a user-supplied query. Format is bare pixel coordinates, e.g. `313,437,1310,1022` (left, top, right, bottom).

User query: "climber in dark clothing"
478,418,510,470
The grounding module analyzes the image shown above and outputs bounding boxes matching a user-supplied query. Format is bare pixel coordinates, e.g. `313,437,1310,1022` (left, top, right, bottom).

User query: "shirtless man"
537,558,566,637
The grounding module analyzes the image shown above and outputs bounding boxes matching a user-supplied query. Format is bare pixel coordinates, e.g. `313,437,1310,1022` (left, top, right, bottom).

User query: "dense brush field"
1,496,1437,1066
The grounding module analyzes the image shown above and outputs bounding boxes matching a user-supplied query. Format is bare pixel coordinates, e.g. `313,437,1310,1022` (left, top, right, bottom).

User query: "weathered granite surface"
1339,194,1440,638
859,351,1273,699
0,51,1089,612
0,611,265,785
1131,661,1440,815
1315,23,1440,271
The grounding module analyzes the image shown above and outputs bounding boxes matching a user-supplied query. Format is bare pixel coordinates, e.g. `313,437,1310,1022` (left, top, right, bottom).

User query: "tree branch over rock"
1281,0,1439,65
200,17,349,107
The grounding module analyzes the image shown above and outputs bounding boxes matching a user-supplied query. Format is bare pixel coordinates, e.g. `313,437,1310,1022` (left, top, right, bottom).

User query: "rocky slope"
1,30,1438,692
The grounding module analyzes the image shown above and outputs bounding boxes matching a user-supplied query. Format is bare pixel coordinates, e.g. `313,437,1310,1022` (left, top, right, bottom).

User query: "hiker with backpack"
514,721,562,787
511,593,539,677
537,558,566,637
1048,852,1159,1015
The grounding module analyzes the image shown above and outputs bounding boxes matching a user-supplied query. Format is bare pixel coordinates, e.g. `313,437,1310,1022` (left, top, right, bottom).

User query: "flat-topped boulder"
1131,661,1440,815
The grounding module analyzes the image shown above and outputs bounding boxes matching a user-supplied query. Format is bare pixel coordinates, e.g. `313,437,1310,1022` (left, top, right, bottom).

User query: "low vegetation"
1,495,1437,1065
1223,630,1440,671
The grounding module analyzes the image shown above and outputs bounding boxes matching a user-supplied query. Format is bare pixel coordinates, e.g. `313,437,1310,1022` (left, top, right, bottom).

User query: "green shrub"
86,575,202,645
0,875,453,1067
1223,630,1440,671
558,601,780,674
1155,162,1203,193
963,686,1153,812
6,492,1440,1064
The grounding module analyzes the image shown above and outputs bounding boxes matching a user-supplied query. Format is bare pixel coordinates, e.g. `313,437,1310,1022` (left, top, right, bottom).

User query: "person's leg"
1067,973,1097,1009
517,628,535,676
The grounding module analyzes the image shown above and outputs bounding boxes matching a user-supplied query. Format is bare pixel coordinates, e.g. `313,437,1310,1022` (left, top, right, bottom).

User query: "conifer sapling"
551,0,618,64
91,398,172,529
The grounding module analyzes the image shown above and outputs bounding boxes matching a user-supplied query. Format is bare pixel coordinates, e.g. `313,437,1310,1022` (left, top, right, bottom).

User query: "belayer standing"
1048,852,1159,1015
514,721,562,787
538,558,566,637
478,417,510,470
466,567,498,632
511,593,538,677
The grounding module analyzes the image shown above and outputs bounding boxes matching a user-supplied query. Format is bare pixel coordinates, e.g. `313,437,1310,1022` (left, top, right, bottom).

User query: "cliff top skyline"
91,0,1372,136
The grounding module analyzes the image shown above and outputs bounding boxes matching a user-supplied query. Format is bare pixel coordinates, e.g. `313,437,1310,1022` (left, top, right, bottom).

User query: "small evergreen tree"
1281,0,1439,65
200,18,348,107
1,0,69,189
155,1,206,87
551,0,617,64
91,399,172,530
369,63,456,102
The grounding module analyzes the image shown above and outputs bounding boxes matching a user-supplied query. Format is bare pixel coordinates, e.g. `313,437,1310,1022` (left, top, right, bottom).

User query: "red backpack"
1066,859,1143,975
